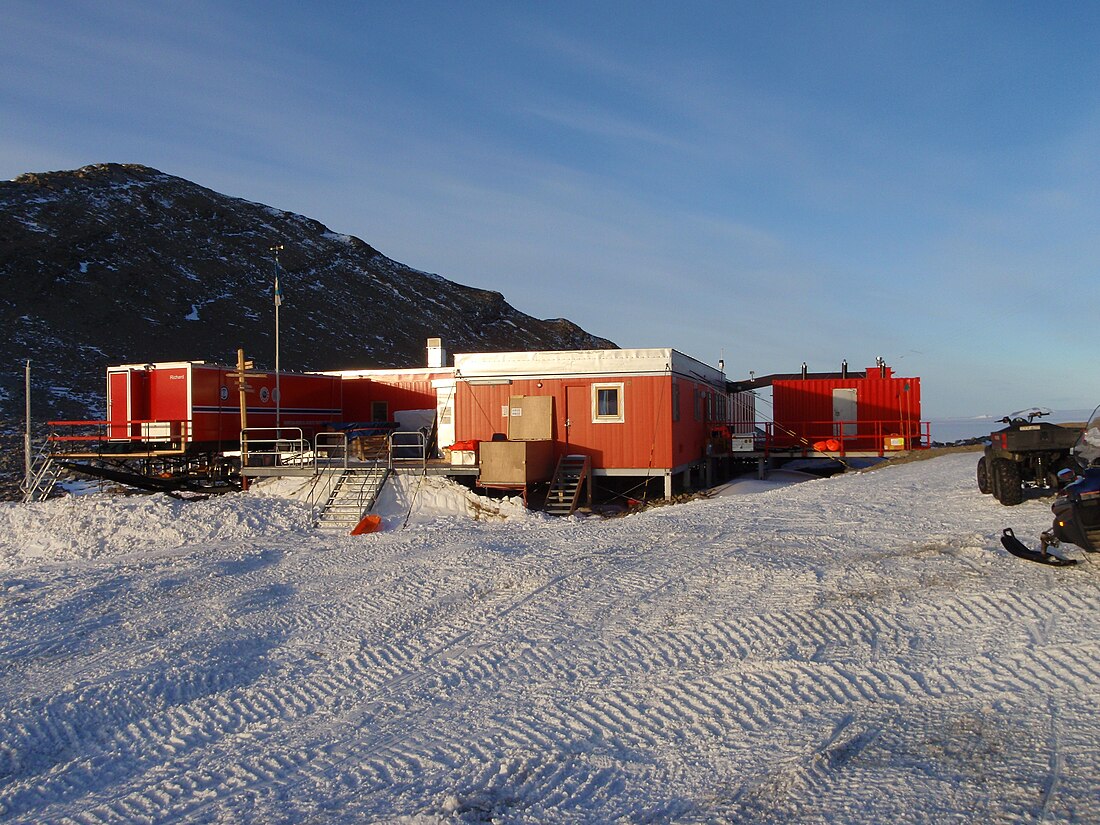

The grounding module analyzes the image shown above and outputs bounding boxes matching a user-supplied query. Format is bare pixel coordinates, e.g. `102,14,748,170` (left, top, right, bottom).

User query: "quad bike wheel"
976,456,991,494
994,458,1023,506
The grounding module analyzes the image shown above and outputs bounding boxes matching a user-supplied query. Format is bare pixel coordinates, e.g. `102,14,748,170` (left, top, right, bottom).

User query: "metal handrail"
240,427,307,468
753,419,931,457
389,430,428,471
20,437,60,502
314,431,351,469
306,432,350,522
46,419,191,447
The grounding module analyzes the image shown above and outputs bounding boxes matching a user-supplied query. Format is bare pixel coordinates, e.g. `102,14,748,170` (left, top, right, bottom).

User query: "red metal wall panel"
271,372,343,433
188,365,235,445
454,375,683,470
108,363,347,447
670,379,722,468
148,367,189,423
336,374,444,422
365,377,440,417
339,377,374,421
772,373,922,449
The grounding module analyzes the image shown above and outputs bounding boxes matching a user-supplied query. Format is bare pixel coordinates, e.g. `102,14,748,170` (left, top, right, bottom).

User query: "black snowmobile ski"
1000,528,1079,567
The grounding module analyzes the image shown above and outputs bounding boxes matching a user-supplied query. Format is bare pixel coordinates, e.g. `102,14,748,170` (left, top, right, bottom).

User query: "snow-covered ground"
1,453,1099,823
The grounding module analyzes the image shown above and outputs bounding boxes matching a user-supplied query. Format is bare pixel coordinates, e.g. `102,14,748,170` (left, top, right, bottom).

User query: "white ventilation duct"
426,338,447,368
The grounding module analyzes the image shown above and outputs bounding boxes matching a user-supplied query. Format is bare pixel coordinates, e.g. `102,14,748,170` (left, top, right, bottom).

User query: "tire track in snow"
109,540,679,820
0,535,521,819
0,536,577,821
6,456,1100,821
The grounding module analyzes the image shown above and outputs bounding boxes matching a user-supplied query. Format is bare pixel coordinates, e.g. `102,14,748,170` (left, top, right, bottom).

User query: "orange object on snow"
350,514,383,535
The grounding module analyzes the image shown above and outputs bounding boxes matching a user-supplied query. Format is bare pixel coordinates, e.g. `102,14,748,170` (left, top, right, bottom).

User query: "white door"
433,378,456,452
832,388,858,438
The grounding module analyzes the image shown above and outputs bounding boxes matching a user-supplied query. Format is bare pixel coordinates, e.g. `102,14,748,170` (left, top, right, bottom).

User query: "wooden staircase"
544,454,591,516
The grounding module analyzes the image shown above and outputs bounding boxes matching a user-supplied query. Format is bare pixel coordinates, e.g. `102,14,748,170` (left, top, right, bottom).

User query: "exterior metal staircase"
313,433,393,531
315,464,391,530
544,454,591,516
21,440,62,503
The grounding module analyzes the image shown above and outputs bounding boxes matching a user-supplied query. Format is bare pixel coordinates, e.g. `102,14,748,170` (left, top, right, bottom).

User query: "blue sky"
3,1,1099,419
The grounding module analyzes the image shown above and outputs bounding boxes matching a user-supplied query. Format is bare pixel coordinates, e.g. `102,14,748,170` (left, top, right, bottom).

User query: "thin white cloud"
523,101,694,153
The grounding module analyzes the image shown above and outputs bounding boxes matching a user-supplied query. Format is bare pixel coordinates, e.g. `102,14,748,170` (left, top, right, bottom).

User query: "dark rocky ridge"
0,163,615,422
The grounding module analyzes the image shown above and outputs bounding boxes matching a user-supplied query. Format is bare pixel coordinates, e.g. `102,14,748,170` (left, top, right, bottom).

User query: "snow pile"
2,453,1099,823
0,474,533,571
0,492,312,568
374,475,534,525
252,473,534,527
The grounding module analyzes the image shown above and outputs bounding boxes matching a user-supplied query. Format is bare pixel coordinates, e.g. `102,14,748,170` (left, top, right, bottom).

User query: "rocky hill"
0,163,615,422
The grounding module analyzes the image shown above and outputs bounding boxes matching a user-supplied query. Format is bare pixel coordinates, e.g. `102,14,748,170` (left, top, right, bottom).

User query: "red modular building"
768,364,923,453
105,362,345,449
450,348,729,496
322,370,448,422
87,345,923,497
105,361,456,452
319,338,456,444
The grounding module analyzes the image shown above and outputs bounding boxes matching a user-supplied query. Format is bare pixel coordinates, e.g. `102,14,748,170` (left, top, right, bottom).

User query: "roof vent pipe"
841,359,848,378
878,356,886,378
801,362,808,379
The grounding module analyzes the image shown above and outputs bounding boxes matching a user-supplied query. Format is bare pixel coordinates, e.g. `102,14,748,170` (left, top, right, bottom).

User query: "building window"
592,383,625,423
371,401,389,422
672,380,680,422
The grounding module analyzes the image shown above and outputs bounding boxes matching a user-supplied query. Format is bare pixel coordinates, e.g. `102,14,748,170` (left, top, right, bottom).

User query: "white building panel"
454,348,724,386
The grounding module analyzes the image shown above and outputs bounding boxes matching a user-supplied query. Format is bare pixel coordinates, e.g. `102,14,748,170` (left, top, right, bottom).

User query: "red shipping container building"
450,348,728,497
768,364,923,454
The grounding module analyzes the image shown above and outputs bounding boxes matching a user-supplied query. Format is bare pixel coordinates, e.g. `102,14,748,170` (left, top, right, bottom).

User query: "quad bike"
1002,404,1100,566
977,407,1082,506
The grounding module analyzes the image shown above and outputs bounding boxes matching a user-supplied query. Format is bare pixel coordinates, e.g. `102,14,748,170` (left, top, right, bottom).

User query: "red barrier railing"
753,419,931,457
46,419,192,453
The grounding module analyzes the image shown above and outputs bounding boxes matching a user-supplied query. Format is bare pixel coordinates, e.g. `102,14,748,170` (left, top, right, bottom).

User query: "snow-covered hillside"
1,453,1098,823
0,163,615,421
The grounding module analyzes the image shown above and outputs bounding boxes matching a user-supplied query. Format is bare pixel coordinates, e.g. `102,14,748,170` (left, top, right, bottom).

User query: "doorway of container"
108,369,149,440
832,388,858,439
564,383,591,454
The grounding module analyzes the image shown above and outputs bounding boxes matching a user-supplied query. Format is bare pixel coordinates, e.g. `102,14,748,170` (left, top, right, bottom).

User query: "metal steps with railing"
314,464,391,530
311,432,392,530
21,438,62,503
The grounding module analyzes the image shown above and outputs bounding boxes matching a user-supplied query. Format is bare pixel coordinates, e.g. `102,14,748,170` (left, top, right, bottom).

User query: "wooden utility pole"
232,349,259,486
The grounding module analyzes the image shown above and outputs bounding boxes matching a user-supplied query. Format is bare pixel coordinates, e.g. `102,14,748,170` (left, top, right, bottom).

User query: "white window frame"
592,382,625,423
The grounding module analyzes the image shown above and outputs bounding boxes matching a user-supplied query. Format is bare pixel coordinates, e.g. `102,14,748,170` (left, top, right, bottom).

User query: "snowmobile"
1001,403,1100,566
